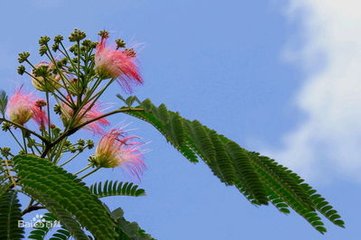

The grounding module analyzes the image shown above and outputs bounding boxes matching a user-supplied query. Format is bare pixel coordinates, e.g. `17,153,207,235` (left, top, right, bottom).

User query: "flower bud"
18,52,30,63
17,65,26,75
69,29,86,42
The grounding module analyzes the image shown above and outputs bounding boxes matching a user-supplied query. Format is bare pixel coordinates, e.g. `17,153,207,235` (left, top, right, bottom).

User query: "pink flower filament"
93,129,145,179
95,36,143,93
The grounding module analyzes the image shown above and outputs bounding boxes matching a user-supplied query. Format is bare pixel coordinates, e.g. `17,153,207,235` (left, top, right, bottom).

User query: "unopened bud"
18,52,30,63
2,122,11,131
98,30,109,39
17,65,26,75
54,35,64,43
69,29,86,42
39,36,51,46
39,45,47,56
124,48,136,57
115,39,126,49
35,99,47,107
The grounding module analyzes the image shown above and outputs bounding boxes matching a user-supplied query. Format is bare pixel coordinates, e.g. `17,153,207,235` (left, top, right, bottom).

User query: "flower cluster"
2,29,146,179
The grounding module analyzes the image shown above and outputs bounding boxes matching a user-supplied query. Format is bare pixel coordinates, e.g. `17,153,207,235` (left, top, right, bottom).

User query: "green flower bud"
1,122,11,131
18,52,30,63
54,35,64,43
115,39,126,49
39,36,51,46
39,45,47,56
17,65,26,75
98,30,109,39
69,29,86,42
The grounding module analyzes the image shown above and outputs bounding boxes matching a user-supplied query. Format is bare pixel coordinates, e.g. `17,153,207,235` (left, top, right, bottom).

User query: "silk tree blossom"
7,89,48,127
32,100,49,129
95,36,143,93
61,100,110,134
91,129,145,179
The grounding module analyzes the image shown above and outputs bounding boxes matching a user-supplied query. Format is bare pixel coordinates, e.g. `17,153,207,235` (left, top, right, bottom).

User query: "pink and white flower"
92,129,145,179
33,100,49,129
7,88,48,127
95,36,143,92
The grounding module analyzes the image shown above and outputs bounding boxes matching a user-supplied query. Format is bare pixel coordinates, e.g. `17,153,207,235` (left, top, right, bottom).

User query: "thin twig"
0,118,49,144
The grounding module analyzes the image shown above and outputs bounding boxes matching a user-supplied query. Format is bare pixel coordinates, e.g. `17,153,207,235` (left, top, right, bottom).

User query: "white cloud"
270,0,361,181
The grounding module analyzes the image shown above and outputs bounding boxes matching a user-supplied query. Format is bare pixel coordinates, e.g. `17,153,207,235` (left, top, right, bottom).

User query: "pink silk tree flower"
7,89,48,127
61,100,110,134
91,129,145,179
33,100,49,130
95,36,143,93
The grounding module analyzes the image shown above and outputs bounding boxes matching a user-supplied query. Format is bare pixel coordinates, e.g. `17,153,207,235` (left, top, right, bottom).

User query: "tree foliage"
122,99,345,233
0,29,345,239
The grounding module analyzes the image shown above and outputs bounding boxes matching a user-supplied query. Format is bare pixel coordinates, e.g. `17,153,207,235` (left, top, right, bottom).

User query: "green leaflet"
28,213,58,240
13,154,118,240
90,181,145,198
122,98,345,234
111,208,155,240
0,190,24,240
49,228,71,240
0,90,8,117
0,159,13,198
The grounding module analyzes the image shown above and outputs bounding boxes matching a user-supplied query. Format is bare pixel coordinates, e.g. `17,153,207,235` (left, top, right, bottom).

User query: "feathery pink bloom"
61,100,110,134
33,100,49,129
95,36,143,93
7,89,48,127
92,129,145,179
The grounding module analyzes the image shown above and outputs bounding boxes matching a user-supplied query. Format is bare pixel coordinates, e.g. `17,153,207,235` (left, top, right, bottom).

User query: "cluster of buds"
2,29,146,179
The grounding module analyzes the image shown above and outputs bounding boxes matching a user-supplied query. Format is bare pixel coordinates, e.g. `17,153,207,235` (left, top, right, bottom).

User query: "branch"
0,118,49,144
22,205,45,216
41,107,144,158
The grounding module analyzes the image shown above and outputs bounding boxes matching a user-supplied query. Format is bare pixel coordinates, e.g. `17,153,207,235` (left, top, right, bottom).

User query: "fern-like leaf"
122,98,345,233
90,181,145,198
0,190,24,240
13,154,118,240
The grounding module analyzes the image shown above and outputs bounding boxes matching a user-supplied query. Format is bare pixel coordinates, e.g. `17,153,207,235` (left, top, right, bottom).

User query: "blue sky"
0,0,360,239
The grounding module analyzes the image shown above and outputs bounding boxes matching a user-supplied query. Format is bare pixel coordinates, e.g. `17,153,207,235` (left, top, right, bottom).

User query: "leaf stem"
59,150,81,167
8,129,24,150
79,167,101,179
74,165,92,175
